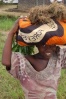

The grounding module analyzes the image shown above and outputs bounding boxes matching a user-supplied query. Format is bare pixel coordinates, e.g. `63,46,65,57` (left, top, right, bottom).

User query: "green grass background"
0,15,66,99
0,16,24,99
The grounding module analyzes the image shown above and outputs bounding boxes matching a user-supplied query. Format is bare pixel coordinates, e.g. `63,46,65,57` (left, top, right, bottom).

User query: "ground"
0,4,28,17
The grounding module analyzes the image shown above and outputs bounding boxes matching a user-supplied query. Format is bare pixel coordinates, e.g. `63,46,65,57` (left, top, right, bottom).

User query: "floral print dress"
7,46,66,99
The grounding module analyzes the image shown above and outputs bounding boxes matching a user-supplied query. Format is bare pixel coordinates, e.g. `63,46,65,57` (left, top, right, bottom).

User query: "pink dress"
7,46,66,99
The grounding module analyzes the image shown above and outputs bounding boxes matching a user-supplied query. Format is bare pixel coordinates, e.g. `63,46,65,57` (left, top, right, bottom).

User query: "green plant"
0,1,3,5
0,15,18,31
12,38,34,55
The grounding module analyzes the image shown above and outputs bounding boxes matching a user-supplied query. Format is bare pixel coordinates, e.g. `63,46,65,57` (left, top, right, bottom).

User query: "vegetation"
0,0,3,5
0,15,17,31
0,15,66,99
0,15,25,99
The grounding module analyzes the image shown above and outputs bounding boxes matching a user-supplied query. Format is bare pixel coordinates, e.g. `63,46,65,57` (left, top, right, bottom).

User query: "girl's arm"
2,19,19,69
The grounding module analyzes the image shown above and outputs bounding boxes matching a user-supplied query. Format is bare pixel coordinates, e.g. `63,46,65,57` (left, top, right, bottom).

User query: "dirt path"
0,4,28,16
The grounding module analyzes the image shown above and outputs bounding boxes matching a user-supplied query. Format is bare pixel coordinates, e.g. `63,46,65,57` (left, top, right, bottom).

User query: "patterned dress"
7,46,66,99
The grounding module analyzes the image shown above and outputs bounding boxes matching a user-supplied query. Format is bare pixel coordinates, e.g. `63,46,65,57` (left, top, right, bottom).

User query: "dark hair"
55,46,60,55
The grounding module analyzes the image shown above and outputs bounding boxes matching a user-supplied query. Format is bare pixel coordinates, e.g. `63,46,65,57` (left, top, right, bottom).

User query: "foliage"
57,69,66,99
12,39,34,55
0,15,17,31
0,1,3,5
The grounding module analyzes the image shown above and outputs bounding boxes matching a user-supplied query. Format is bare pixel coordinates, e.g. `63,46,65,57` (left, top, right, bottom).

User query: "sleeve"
7,52,21,78
60,46,66,69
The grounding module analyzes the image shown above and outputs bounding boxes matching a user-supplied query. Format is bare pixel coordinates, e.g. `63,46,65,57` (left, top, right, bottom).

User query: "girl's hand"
9,16,28,36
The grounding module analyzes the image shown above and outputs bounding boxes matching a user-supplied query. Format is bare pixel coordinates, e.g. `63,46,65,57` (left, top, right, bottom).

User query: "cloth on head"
16,18,66,46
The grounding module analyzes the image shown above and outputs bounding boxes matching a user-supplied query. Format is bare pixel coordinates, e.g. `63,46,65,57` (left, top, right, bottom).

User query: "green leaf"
12,41,34,55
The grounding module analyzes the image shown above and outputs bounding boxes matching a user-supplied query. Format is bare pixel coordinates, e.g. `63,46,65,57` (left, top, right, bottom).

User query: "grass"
0,16,24,99
0,15,17,31
57,70,66,99
0,15,66,99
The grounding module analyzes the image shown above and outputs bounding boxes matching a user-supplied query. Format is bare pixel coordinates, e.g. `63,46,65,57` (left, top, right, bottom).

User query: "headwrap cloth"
16,18,66,46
